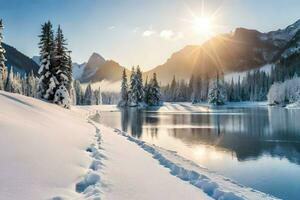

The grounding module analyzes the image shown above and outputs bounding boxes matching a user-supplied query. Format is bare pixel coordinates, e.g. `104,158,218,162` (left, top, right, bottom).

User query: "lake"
96,103,300,200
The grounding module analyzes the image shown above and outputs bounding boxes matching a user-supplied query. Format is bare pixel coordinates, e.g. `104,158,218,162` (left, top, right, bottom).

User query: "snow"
94,122,212,200
268,76,300,105
0,91,277,200
286,100,300,109
108,128,278,200
0,91,95,200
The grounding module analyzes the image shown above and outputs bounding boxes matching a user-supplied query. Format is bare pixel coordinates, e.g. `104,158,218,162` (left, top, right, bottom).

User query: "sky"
1,0,300,71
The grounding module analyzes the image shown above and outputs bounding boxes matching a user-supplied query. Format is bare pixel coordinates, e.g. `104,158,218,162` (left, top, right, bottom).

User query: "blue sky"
1,0,300,70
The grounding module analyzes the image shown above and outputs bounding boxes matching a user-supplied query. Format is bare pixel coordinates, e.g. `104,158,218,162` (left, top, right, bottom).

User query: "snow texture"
268,76,300,105
112,128,279,200
0,91,95,200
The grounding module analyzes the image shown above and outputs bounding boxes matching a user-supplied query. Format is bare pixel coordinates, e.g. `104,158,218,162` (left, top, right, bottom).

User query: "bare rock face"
80,52,106,82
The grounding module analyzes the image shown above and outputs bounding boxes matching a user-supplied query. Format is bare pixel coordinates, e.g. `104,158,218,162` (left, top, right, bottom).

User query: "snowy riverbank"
0,91,278,199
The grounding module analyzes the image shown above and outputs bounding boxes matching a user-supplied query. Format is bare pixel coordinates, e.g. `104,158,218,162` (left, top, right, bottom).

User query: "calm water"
97,104,300,200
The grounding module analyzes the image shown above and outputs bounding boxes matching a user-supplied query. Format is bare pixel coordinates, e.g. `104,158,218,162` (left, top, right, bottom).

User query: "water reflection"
98,106,300,199
115,107,300,165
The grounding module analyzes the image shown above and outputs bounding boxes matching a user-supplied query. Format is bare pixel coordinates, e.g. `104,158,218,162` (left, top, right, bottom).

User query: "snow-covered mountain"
3,43,39,76
80,53,105,82
148,19,300,84
74,19,300,85
74,52,128,83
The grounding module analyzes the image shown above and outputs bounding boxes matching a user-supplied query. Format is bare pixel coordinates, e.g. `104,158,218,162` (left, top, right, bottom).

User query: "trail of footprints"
75,121,104,199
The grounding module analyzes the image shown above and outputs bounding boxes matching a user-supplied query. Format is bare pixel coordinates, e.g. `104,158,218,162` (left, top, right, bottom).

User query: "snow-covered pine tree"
69,80,77,105
94,87,102,105
84,83,95,105
26,71,37,97
53,26,72,108
14,72,22,94
0,19,7,91
143,76,151,105
148,73,161,106
119,68,128,107
5,66,14,92
189,75,195,103
135,66,144,104
21,74,28,95
74,80,83,105
208,72,227,105
37,21,56,100
170,75,176,101
129,67,138,106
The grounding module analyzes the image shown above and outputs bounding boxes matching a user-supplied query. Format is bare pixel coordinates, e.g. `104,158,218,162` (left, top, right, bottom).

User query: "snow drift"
0,91,95,200
113,128,279,200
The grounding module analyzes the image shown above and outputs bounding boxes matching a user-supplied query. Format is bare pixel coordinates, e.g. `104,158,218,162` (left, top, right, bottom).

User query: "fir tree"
27,71,37,97
53,26,72,108
74,80,83,105
94,87,102,105
135,66,144,103
119,68,129,106
0,19,7,90
143,76,151,104
129,67,138,106
148,73,161,106
37,21,56,100
84,83,95,105
5,66,14,92
208,72,227,105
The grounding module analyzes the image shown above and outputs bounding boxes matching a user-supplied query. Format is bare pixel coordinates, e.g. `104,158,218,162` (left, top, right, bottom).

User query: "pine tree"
170,75,176,101
6,66,14,92
53,26,72,108
148,73,161,106
143,76,151,104
14,72,22,94
119,68,128,106
27,71,37,97
37,21,56,100
84,83,95,105
208,72,227,105
69,80,77,105
136,66,144,102
0,19,7,91
129,67,138,106
74,80,83,105
94,87,102,105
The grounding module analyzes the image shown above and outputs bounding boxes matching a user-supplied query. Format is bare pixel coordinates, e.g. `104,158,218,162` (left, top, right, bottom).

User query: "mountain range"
74,19,300,85
3,43,39,75
4,19,300,86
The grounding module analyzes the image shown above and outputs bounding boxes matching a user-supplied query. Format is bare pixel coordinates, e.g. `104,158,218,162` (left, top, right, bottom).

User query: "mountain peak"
88,52,105,64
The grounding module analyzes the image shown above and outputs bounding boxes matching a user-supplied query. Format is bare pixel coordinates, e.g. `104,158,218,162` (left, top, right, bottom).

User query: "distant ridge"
3,43,39,75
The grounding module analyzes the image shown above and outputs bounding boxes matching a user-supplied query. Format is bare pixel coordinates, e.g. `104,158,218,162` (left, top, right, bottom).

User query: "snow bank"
286,100,300,109
113,128,279,200
0,91,95,200
92,121,212,200
268,76,300,105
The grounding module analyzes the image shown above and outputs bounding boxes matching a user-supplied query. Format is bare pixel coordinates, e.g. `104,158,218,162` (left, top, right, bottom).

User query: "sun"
192,16,213,36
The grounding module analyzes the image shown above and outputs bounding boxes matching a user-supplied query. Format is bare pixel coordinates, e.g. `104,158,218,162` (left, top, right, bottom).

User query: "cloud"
107,26,115,30
142,30,156,37
159,30,184,40
159,30,174,40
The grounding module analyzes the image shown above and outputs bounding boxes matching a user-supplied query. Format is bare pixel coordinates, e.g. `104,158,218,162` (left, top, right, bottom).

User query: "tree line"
161,61,300,105
119,66,161,107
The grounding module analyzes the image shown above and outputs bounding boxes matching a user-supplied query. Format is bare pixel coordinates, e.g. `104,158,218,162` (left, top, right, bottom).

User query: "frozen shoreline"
0,92,280,199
